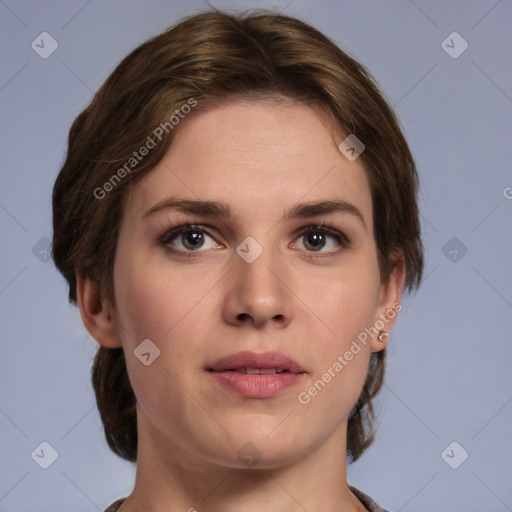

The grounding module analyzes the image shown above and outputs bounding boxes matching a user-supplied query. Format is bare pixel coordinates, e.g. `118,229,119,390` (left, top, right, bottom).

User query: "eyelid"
293,224,351,248
159,223,224,257
159,223,217,244
158,222,350,256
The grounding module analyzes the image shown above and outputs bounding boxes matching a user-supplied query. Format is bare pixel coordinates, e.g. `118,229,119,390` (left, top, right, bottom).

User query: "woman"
52,9,423,512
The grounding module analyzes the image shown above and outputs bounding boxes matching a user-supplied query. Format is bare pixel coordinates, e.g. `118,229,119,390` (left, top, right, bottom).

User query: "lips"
207,351,306,398
208,350,305,374
233,367,288,375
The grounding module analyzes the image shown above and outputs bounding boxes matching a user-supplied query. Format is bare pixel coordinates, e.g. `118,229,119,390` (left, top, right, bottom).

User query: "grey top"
104,486,389,511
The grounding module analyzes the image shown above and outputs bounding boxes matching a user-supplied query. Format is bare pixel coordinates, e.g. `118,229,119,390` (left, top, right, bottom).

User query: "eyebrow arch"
142,198,232,219
284,200,366,230
142,197,365,230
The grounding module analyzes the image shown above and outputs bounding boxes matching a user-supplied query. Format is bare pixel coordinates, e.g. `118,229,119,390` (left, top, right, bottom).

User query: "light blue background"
1,1,511,511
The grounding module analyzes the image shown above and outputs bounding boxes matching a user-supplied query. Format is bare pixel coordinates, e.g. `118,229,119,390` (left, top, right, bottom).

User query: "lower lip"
209,371,304,398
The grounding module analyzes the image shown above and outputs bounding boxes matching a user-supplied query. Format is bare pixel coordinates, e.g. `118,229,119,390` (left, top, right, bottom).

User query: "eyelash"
293,225,350,253
159,223,216,257
158,223,351,257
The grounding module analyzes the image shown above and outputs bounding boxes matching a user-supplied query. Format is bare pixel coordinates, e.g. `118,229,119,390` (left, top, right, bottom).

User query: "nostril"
234,312,286,326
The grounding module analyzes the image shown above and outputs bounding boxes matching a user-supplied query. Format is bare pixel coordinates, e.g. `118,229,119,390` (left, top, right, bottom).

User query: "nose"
221,244,293,331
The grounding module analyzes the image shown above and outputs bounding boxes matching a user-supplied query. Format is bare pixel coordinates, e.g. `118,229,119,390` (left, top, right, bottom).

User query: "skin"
78,98,404,512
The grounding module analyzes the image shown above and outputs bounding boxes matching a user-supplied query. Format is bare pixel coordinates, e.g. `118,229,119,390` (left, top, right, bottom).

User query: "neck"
119,411,366,512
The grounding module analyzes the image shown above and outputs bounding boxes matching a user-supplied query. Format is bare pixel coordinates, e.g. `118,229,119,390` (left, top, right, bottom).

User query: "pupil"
306,233,324,250
183,231,203,249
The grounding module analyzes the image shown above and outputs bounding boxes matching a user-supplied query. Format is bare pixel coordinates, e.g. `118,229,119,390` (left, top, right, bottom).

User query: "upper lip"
208,351,306,374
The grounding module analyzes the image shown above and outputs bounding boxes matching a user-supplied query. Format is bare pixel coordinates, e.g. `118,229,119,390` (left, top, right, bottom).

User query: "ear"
370,253,405,353
76,272,122,348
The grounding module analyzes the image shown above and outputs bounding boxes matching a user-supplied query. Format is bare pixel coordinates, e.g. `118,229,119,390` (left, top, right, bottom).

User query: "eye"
292,226,349,254
160,225,222,253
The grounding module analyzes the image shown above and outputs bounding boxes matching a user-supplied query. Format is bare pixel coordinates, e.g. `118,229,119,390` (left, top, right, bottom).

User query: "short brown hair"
52,9,423,463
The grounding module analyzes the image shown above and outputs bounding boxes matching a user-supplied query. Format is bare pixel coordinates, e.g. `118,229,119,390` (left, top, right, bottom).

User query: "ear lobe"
371,254,406,353
76,272,122,348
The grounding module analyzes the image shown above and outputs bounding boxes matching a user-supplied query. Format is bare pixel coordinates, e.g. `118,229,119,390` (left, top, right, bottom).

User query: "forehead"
123,100,372,226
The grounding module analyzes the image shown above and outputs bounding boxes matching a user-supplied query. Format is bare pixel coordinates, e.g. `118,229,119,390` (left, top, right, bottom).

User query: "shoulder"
350,486,391,512
103,498,126,512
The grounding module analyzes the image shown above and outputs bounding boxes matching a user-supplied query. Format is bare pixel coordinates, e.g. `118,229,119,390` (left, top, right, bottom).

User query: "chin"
217,423,310,470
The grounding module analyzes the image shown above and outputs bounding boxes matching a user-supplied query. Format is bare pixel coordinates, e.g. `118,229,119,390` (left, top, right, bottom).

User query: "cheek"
302,254,381,342
112,250,222,372
112,256,208,422
113,251,195,342
296,273,376,419
294,253,380,405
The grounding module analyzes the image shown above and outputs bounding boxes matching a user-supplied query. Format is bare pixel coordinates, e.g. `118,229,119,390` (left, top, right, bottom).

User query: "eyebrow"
142,198,232,219
283,200,366,229
142,197,366,229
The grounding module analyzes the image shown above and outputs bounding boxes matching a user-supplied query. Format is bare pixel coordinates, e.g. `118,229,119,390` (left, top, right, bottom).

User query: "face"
108,99,399,469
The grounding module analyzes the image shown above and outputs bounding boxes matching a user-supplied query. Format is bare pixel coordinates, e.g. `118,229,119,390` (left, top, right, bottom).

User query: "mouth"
207,351,306,398
231,367,291,374
208,350,306,374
